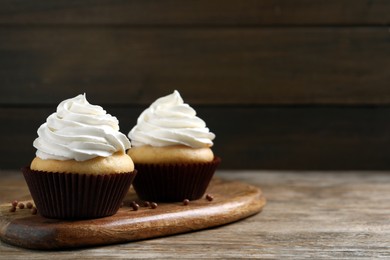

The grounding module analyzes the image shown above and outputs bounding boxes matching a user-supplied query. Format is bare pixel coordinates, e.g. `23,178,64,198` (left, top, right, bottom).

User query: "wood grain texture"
2,106,390,171
0,170,389,258
1,1,390,173
1,28,389,105
0,0,389,25
0,178,265,249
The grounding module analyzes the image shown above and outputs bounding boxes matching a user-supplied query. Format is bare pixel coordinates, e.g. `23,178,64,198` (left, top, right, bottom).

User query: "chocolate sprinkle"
183,199,190,206
11,200,18,207
9,207,16,212
31,207,37,215
206,194,214,201
132,203,139,211
26,202,33,209
150,202,158,209
18,203,25,209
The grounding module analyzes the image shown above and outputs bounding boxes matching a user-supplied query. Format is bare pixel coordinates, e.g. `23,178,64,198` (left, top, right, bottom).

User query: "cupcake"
22,94,136,219
128,90,220,202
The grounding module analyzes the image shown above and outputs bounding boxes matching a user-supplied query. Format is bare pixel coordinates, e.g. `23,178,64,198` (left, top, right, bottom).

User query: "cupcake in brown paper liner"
127,90,220,202
24,94,135,219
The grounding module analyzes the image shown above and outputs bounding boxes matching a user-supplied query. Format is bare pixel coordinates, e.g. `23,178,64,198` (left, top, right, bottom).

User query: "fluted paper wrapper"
22,167,136,220
133,157,221,202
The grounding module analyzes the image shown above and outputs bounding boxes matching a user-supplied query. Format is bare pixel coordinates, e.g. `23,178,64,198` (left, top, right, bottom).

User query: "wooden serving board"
0,178,265,250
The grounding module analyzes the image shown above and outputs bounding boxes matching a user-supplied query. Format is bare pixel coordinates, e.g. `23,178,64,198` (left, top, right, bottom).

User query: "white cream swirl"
128,90,215,148
33,94,131,161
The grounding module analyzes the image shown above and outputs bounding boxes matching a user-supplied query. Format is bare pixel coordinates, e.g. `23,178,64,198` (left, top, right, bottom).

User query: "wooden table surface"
0,170,389,259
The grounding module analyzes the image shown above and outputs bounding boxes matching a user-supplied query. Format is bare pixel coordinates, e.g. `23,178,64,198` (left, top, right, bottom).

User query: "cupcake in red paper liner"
127,90,220,202
23,94,136,219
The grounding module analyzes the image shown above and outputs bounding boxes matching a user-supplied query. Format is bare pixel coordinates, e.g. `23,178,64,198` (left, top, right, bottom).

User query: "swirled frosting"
33,94,131,161
128,90,215,148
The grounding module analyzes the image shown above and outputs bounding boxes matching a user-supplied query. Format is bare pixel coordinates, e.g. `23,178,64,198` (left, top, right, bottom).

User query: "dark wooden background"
1,0,390,170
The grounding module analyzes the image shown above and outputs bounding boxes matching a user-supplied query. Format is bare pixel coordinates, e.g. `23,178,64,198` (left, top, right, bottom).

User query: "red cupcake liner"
132,157,221,202
22,167,136,220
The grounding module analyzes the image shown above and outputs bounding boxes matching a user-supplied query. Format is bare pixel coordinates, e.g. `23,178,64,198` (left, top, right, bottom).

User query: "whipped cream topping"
128,90,215,148
33,94,131,161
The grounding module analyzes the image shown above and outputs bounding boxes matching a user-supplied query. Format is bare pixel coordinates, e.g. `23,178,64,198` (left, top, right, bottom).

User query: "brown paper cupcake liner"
132,157,221,202
22,167,136,220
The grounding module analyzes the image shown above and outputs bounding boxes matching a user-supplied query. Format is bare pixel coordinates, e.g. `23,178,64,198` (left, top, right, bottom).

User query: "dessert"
22,94,136,219
128,90,220,202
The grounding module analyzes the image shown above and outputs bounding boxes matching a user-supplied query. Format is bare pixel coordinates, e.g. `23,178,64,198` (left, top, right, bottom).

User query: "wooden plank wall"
1,0,390,170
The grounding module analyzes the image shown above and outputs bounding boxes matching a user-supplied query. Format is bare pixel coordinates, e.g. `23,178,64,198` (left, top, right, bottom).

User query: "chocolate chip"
143,201,150,207
26,202,33,209
150,202,158,209
11,200,18,207
18,203,25,209
131,203,139,211
206,194,214,201
183,199,189,206
9,207,16,212
31,207,37,215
